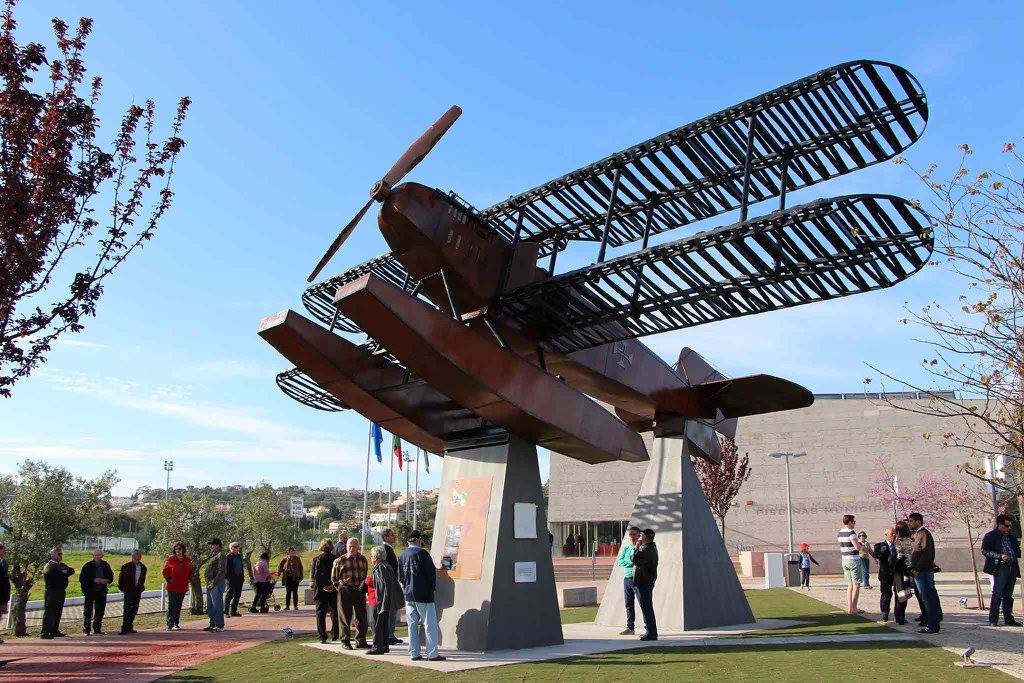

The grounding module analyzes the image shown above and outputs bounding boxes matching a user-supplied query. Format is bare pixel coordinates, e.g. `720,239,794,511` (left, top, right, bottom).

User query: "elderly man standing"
41,547,74,639
332,537,369,649
118,550,147,635
399,529,444,661
224,542,245,618
204,538,227,633
366,545,402,655
79,547,114,635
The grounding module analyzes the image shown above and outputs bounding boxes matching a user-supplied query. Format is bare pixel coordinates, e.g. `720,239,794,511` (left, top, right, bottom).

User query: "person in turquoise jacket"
617,525,642,635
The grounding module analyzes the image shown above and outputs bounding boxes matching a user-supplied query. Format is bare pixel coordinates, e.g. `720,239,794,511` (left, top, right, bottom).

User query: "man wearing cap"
41,547,75,639
204,538,227,633
615,526,642,635
398,529,444,661
632,529,659,641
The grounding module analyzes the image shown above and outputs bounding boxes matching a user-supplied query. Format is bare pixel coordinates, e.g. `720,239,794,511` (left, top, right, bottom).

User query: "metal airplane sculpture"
260,59,932,466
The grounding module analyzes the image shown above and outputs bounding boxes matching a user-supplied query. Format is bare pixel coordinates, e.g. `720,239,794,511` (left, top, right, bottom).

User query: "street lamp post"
768,451,806,554
163,460,174,499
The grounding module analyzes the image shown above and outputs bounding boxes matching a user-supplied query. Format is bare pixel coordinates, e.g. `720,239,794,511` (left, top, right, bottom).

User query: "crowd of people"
17,528,446,661
832,512,1021,633
8,512,1018,649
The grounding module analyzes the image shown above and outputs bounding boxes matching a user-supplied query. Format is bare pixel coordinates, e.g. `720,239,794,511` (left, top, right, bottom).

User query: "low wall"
739,546,983,577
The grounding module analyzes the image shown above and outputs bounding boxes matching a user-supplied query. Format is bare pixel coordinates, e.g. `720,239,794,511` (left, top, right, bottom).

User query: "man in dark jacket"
366,545,403,655
632,528,659,641
79,547,114,635
41,547,74,639
908,512,942,633
380,527,404,645
118,550,147,634
981,514,1022,627
873,528,906,624
310,539,339,643
0,543,10,642
224,542,245,618
398,529,444,661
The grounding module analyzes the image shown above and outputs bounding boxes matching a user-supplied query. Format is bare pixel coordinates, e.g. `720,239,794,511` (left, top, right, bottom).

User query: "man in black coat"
79,547,114,635
224,542,245,618
380,527,404,645
117,550,147,635
981,514,1022,627
41,547,75,639
310,539,339,643
873,528,906,624
632,528,659,641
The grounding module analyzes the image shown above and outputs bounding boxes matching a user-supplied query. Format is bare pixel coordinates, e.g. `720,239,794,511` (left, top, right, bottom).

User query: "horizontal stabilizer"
657,374,813,419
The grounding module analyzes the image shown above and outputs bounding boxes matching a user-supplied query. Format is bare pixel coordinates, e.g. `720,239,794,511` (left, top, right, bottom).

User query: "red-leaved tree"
693,436,752,540
0,0,190,397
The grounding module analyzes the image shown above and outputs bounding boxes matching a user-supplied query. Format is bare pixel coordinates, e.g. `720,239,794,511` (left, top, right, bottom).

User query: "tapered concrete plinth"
429,432,563,651
596,424,754,631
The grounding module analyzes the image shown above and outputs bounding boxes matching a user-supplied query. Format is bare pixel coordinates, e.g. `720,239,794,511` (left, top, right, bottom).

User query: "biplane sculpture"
260,59,932,469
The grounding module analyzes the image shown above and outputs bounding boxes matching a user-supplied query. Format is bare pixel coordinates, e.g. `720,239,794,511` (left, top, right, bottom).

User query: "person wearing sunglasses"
981,514,1022,627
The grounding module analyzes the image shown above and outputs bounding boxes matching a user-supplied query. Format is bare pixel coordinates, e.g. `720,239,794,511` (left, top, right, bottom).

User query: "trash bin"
785,553,802,587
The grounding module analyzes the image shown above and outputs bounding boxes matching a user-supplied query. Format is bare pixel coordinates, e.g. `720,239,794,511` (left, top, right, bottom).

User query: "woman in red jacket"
162,542,193,630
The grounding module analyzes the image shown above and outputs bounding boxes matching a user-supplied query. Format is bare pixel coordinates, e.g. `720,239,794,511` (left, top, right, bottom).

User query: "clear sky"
1,1,1020,496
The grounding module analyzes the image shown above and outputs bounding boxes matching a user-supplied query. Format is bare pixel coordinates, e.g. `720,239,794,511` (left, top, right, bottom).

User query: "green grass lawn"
161,590,1012,682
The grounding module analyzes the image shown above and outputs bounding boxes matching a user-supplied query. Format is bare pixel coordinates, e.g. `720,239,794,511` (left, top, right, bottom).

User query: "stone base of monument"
427,431,563,652
595,425,755,631
305,618,806,671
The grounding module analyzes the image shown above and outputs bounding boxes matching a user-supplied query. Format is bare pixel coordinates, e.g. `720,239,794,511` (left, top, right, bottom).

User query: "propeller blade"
381,105,462,188
306,197,374,283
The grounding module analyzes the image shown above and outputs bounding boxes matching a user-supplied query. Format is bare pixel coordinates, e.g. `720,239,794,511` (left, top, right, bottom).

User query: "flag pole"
388,437,394,527
406,450,411,523
361,422,372,548
414,447,420,528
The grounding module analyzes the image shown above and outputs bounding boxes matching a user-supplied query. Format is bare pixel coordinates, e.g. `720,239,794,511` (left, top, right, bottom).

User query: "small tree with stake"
0,0,190,398
234,484,300,582
0,461,116,635
150,493,230,615
692,436,752,541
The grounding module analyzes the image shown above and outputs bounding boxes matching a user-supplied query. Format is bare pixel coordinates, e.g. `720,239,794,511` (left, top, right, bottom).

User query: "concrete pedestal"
429,432,563,651
596,427,754,631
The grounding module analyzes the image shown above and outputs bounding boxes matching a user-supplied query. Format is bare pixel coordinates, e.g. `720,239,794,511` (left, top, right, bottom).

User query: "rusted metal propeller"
307,105,462,283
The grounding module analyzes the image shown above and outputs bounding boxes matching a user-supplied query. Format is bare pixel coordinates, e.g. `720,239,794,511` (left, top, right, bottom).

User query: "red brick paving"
0,608,313,682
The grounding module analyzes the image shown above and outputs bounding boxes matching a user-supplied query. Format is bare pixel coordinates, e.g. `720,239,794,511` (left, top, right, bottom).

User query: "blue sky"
0,1,1020,496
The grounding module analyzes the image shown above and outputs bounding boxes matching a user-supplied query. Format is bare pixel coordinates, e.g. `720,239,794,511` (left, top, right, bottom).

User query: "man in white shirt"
837,514,864,614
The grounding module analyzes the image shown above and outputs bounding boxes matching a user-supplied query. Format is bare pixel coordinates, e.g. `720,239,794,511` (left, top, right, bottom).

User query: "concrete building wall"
549,396,989,569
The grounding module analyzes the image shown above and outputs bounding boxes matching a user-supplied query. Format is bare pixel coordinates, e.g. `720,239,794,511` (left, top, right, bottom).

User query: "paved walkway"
0,608,313,682
794,573,1024,680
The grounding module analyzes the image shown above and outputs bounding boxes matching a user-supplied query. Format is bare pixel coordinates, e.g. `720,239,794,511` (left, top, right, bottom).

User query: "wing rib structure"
499,194,932,353
480,60,927,256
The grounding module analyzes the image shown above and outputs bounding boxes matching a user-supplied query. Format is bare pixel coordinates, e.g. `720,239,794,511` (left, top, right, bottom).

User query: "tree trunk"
10,580,31,636
719,515,726,541
966,518,984,610
189,570,205,614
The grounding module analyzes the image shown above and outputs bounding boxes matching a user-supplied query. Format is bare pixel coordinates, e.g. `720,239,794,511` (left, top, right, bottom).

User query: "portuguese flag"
393,433,403,471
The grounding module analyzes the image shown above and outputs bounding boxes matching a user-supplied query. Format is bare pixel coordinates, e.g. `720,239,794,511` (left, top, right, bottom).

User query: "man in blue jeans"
908,512,942,633
398,530,445,661
615,526,641,635
203,538,227,633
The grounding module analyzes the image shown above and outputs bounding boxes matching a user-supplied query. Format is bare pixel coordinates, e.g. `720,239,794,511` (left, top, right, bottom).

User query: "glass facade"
551,520,630,558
